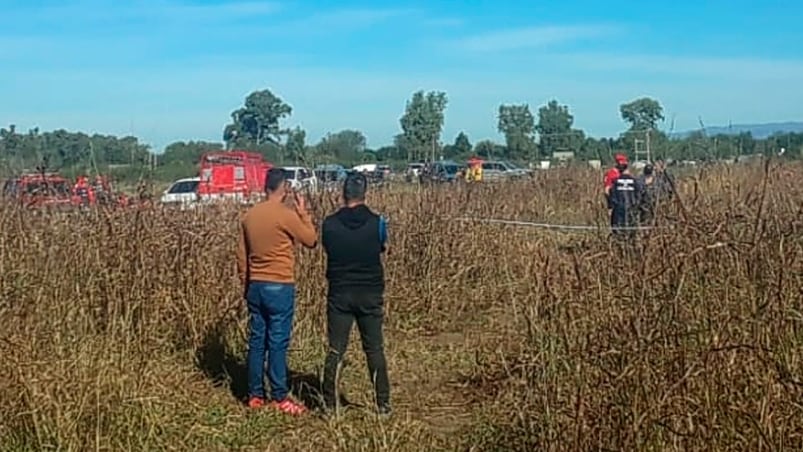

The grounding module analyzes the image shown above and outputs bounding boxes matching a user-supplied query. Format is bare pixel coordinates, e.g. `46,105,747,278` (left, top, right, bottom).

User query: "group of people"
235,154,672,418
237,168,390,417
603,153,675,239
73,175,115,206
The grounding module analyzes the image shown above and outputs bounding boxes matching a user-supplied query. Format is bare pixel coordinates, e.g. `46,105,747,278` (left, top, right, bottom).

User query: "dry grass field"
1,161,802,451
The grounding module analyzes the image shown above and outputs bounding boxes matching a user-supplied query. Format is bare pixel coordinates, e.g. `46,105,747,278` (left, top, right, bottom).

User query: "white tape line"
452,217,661,232
381,216,666,232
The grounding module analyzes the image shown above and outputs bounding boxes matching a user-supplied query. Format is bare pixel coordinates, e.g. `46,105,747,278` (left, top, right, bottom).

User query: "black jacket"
609,173,643,216
322,205,387,292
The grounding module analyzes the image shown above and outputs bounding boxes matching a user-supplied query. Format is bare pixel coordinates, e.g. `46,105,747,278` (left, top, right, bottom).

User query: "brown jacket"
237,196,317,285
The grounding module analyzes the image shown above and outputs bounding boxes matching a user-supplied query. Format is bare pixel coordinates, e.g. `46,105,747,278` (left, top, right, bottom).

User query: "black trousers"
611,207,638,241
322,288,390,410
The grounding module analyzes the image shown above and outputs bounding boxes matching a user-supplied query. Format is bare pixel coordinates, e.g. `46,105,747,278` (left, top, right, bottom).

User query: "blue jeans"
246,282,295,401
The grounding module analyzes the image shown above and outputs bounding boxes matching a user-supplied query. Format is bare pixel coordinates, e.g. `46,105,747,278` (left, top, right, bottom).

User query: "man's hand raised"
293,192,307,214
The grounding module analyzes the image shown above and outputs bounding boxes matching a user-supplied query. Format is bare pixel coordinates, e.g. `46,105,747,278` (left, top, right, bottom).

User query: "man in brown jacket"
237,168,317,415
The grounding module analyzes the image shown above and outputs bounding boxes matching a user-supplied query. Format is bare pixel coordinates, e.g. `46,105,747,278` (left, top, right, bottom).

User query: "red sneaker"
247,397,266,408
271,398,308,416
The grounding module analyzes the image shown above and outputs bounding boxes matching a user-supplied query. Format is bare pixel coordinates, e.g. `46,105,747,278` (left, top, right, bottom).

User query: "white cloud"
449,25,619,52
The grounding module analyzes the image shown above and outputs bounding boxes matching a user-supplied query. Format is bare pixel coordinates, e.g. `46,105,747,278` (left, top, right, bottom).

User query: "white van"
161,177,199,206
281,166,318,191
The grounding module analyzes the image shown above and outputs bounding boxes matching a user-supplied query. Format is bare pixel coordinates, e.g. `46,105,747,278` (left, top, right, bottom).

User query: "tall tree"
536,100,583,157
399,90,448,162
316,129,367,162
285,127,307,163
620,97,664,131
474,140,504,159
619,97,665,158
224,89,292,148
497,104,535,160
444,131,472,158
162,141,223,165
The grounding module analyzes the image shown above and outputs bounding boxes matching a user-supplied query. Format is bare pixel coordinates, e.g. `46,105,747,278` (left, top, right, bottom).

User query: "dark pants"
611,208,638,241
322,289,390,411
246,282,295,401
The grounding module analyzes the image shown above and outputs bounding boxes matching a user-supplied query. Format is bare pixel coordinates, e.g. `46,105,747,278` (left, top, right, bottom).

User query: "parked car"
405,162,425,183
314,164,348,182
422,160,461,183
481,160,531,181
281,166,318,191
161,177,200,207
314,164,348,191
501,160,532,177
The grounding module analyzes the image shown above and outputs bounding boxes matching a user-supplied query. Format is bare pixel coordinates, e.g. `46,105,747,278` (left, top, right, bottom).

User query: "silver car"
481,160,531,181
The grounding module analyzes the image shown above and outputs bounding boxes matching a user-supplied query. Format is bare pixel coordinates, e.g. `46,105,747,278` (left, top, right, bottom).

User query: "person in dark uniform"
608,163,643,241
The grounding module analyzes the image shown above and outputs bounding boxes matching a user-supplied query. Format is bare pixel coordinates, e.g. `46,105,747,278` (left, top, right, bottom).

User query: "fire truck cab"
196,150,273,204
3,173,74,207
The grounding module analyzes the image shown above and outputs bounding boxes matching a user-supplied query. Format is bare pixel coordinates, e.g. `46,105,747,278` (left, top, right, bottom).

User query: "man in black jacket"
609,164,643,241
321,172,390,416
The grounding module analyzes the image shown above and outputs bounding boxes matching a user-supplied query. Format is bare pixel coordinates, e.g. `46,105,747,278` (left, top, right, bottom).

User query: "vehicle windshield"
320,170,344,182
281,169,298,181
442,164,458,175
25,181,70,196
168,180,199,194
501,160,519,170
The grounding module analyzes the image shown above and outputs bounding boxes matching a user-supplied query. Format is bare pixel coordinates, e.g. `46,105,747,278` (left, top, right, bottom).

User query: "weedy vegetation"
1,162,802,451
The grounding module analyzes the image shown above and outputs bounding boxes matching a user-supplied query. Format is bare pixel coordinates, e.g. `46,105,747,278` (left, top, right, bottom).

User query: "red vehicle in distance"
2,173,74,208
196,150,273,205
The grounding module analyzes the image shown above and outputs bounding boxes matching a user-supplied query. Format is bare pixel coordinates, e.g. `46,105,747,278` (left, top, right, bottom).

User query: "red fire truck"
2,173,74,208
196,150,273,204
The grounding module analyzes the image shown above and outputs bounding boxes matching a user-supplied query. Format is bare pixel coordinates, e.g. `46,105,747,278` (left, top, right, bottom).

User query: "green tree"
224,89,292,148
474,140,504,159
444,131,472,159
315,129,367,163
162,141,223,165
399,90,448,162
375,145,405,162
620,97,664,132
536,100,583,158
619,97,665,158
284,127,307,163
497,104,535,160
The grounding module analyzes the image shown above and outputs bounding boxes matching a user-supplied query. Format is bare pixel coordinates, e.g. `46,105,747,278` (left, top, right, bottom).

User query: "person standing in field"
604,153,629,198
637,164,657,223
237,168,317,415
608,162,643,241
321,172,391,417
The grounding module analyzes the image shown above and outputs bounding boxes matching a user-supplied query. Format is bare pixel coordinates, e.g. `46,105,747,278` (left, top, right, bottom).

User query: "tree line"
1,88,801,181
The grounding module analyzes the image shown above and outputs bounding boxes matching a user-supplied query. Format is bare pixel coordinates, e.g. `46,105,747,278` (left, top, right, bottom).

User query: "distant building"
552,151,575,162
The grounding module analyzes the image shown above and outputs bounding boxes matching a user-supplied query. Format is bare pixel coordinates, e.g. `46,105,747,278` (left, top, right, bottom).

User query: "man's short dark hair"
343,172,367,203
265,167,286,192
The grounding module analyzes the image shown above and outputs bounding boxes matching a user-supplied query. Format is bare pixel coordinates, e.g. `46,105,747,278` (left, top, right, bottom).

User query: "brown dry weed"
1,161,802,451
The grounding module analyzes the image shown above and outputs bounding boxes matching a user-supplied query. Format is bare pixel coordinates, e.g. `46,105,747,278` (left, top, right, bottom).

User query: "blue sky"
1,0,802,151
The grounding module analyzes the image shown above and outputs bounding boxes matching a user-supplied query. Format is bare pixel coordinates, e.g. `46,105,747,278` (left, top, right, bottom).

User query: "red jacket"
603,167,621,190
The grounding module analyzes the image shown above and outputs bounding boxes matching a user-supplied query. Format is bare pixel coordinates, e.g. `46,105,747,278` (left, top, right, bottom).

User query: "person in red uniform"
604,153,629,196
73,176,95,206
